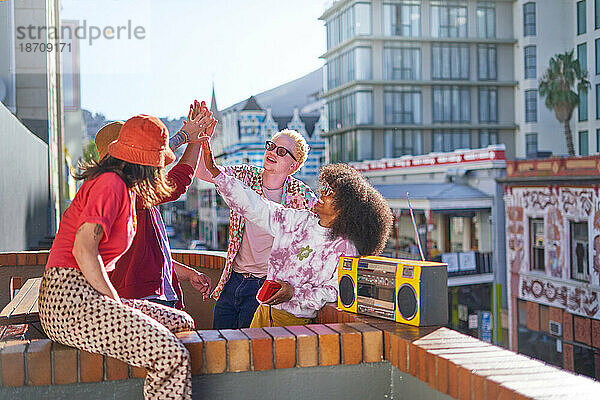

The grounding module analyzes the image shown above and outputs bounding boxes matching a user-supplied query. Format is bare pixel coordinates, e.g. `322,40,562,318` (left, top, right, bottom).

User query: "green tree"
82,140,99,163
539,50,590,156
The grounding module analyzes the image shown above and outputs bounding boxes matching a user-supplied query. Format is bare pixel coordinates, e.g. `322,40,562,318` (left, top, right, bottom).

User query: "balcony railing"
1,250,600,399
441,251,492,277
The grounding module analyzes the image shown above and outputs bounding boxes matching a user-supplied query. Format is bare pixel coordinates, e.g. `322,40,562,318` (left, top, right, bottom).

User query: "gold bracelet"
178,129,190,142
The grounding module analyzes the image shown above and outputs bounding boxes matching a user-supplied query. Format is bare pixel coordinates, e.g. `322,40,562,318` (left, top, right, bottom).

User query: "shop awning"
373,183,493,211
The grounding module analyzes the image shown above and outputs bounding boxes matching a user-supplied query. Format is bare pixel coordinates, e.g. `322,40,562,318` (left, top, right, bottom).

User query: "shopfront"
351,145,508,345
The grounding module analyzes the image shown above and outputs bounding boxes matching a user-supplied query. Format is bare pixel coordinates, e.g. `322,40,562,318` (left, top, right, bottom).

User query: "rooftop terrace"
1,250,599,399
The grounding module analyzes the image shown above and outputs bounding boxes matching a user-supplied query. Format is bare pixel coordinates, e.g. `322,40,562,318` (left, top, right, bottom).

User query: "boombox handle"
406,192,425,261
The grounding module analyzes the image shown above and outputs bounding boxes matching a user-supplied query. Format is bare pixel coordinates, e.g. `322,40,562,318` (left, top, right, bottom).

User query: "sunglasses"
265,140,297,161
319,181,333,197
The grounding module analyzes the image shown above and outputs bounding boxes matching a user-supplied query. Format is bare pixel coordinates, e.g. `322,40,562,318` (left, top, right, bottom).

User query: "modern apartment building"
571,0,600,156
319,0,517,162
514,0,575,157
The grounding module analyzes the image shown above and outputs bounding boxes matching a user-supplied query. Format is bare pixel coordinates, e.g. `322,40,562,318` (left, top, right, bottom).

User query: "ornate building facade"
503,155,600,379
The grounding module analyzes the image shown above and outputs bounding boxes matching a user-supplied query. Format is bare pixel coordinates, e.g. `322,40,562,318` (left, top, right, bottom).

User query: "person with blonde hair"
199,137,393,327
193,101,316,329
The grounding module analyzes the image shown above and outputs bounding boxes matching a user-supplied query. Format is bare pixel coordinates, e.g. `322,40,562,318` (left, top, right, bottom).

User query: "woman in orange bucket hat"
38,110,215,400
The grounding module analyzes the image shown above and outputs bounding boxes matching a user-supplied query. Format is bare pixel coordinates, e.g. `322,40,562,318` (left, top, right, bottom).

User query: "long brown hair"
74,156,175,208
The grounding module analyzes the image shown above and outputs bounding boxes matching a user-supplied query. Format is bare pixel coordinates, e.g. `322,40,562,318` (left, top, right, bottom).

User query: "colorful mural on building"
505,185,600,301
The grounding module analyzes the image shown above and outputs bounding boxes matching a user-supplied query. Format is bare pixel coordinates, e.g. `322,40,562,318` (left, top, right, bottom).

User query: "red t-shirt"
46,172,136,273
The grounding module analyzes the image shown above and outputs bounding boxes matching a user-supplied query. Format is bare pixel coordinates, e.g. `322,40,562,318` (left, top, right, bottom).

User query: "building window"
354,3,372,35
357,129,373,161
579,89,588,121
596,0,600,29
523,2,536,36
384,89,422,124
597,129,600,152
579,130,589,155
329,131,359,162
326,47,371,90
432,44,469,80
432,131,471,152
479,131,498,147
479,87,498,123
355,47,372,80
577,43,587,71
326,3,372,50
384,130,423,157
577,1,587,35
597,84,600,118
596,39,600,74
525,90,537,122
356,91,373,125
530,218,545,272
431,2,467,38
570,221,589,281
476,2,495,38
478,45,497,80
433,86,470,122
524,46,536,79
526,133,538,156
383,2,420,37
328,90,373,131
383,47,421,80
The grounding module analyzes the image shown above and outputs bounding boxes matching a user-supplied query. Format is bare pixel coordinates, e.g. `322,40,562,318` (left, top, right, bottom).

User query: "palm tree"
539,50,590,156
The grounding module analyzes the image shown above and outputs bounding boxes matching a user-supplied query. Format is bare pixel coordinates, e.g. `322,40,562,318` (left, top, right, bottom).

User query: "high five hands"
181,100,218,142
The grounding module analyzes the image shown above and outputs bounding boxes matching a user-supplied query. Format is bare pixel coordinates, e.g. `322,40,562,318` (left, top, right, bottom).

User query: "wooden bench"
0,277,42,338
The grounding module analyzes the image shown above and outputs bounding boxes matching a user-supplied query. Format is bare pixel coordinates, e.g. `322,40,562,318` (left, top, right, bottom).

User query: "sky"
60,0,329,120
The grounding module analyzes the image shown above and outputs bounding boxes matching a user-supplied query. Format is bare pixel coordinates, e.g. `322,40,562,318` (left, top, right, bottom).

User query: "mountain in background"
82,109,186,146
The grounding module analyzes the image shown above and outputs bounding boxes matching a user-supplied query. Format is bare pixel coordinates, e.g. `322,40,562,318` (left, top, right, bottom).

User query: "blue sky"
60,0,328,120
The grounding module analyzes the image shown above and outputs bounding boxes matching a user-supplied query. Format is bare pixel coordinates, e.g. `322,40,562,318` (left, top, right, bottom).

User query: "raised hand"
201,140,220,178
187,100,202,122
182,109,213,141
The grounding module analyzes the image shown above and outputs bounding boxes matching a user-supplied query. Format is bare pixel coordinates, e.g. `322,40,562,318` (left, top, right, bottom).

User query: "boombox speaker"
338,256,447,326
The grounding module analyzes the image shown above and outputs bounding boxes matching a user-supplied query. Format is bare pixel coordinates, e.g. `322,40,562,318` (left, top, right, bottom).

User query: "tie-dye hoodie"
214,170,358,318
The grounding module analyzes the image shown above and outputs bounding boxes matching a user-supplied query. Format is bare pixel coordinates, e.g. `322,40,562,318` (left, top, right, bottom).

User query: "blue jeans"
212,272,265,329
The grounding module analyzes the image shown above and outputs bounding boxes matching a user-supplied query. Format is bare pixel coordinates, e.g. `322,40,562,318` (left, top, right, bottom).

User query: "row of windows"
329,86,500,131
525,130,600,157
326,3,371,49
575,83,600,122
327,1,496,50
529,218,590,282
576,129,600,155
576,0,600,36
326,47,371,90
327,91,373,131
327,44,498,90
527,79,600,126
328,129,499,162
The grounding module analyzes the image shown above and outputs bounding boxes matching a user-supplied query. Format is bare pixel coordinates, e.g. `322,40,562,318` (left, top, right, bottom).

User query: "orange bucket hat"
108,114,176,168
95,121,124,160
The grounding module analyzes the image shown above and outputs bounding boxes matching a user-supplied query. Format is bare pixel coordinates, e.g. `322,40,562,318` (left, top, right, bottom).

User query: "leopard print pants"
39,267,194,399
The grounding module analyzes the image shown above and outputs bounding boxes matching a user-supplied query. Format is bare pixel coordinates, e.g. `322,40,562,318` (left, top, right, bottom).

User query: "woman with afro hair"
200,138,393,328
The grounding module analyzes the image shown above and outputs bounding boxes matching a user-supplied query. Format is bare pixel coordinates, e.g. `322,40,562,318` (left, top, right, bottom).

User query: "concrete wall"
0,362,453,400
0,0,17,112
0,103,49,251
